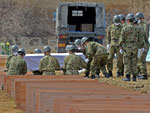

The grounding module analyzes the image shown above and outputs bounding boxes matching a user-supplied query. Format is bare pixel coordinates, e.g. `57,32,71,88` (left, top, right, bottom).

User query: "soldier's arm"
22,61,27,75
106,25,112,44
39,59,43,72
87,43,95,60
145,24,149,48
54,58,60,70
139,27,146,48
6,56,11,69
119,28,125,49
80,57,86,68
81,47,86,56
63,57,68,74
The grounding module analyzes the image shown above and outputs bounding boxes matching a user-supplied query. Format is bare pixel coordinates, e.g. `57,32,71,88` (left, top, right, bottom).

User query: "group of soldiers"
107,12,149,81
6,12,149,82
74,12,149,81
6,44,86,76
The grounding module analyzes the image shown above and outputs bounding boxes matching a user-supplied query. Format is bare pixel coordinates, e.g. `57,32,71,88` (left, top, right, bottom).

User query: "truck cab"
56,2,106,52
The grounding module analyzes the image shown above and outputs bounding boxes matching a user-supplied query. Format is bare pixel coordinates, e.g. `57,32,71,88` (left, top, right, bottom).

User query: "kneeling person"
63,45,86,75
39,46,60,75
7,48,27,75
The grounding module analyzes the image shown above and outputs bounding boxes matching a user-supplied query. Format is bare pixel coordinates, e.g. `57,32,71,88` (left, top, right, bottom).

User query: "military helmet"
11,45,19,52
65,45,76,51
135,12,144,19
81,37,88,45
113,15,121,23
18,48,26,55
74,39,81,47
126,13,135,20
119,14,125,20
43,45,51,52
34,48,42,54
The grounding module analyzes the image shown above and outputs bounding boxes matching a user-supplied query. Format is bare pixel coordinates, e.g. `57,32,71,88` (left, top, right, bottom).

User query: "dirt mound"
0,90,24,113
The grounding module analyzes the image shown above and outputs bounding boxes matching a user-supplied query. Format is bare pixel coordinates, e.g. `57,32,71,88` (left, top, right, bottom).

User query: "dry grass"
0,90,24,113
99,60,150,94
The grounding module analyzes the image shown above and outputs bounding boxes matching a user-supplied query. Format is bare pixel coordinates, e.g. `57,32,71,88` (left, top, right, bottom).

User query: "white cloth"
142,48,145,52
138,48,144,58
24,53,85,72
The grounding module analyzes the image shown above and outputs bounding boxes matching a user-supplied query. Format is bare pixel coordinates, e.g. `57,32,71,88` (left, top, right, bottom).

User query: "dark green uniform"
7,56,27,75
107,24,124,75
39,55,60,75
64,53,86,75
86,42,108,76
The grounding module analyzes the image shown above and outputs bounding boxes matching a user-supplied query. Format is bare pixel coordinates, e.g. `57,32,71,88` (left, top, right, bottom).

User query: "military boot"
108,71,113,77
116,72,121,77
104,73,110,78
91,75,96,79
122,74,130,81
121,71,124,76
95,74,100,79
84,73,89,78
132,75,136,82
138,75,148,80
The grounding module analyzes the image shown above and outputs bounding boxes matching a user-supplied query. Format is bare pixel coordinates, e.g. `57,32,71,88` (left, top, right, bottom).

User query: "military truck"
56,2,106,52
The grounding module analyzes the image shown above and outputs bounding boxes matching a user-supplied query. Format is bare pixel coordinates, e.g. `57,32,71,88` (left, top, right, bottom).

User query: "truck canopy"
56,2,105,34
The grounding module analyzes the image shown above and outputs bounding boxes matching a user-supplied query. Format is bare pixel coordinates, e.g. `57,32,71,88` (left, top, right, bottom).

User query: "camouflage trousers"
90,54,108,76
107,45,124,73
65,70,79,75
138,48,148,75
85,59,100,75
123,51,138,75
42,71,55,75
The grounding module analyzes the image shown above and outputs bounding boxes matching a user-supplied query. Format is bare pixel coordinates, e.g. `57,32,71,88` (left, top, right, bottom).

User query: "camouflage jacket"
139,22,149,49
106,24,123,46
86,42,108,60
6,54,16,69
7,56,27,75
64,53,86,71
119,23,144,52
39,55,60,73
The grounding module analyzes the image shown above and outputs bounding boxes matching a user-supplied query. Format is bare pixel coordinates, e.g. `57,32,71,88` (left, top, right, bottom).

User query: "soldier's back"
87,42,107,56
39,55,60,74
7,56,27,75
65,54,81,70
121,24,140,52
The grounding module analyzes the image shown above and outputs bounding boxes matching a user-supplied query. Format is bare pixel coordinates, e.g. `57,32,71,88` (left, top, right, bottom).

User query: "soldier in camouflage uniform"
119,14,126,27
39,46,60,75
63,45,86,75
32,48,43,75
135,12,149,80
74,39,100,77
119,13,144,81
81,37,109,79
7,48,27,75
107,15,124,77
34,48,42,54
6,45,19,70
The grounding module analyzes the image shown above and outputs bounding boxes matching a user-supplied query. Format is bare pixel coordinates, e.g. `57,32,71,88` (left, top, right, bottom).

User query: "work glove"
107,44,110,52
119,49,124,54
78,68,86,74
138,48,145,58
85,59,89,63
141,48,146,52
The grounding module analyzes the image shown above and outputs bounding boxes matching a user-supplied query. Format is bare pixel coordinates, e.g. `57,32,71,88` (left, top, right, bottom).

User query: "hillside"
0,0,150,52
